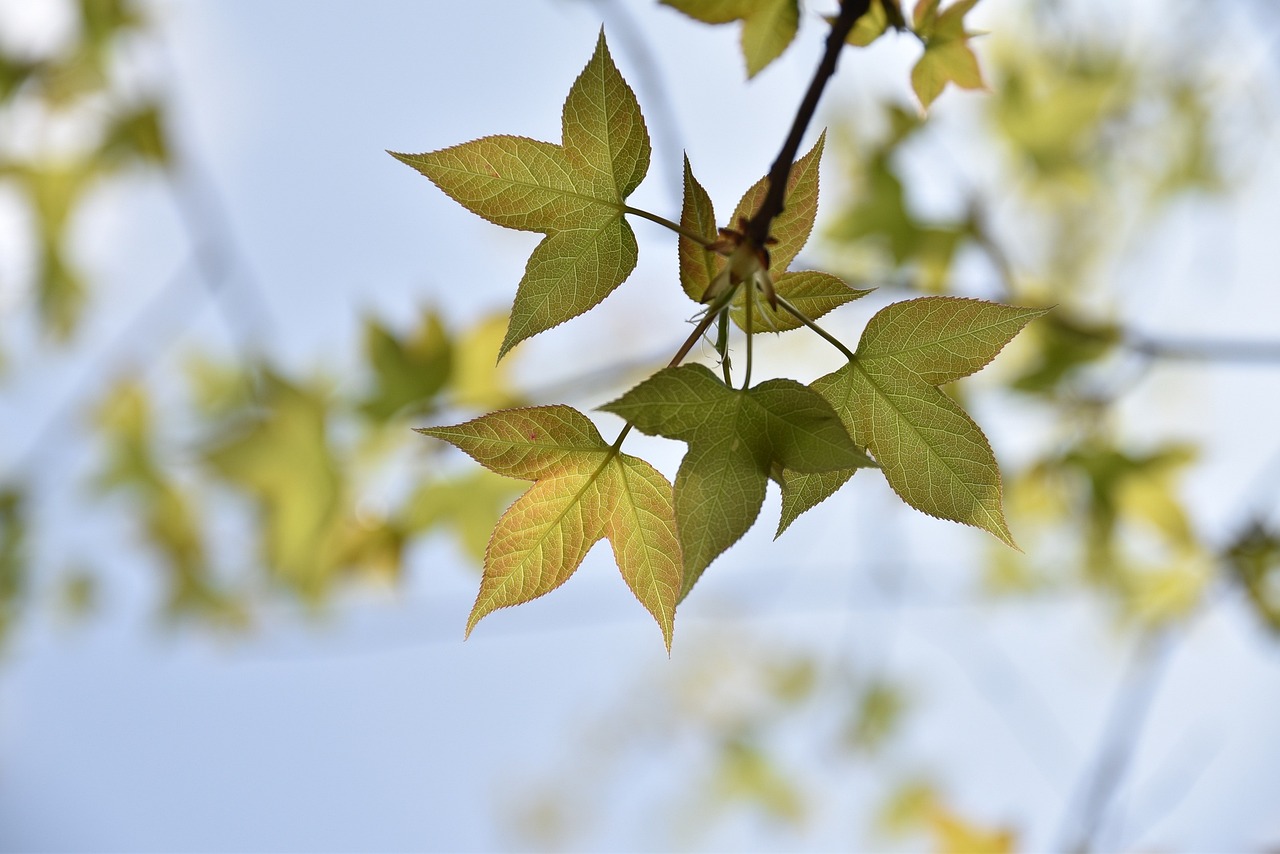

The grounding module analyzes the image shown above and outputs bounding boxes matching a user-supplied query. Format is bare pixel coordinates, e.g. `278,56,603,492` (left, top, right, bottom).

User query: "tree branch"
745,0,871,248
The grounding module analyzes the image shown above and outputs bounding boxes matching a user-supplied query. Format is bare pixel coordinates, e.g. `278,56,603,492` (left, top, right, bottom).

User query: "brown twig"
744,0,872,249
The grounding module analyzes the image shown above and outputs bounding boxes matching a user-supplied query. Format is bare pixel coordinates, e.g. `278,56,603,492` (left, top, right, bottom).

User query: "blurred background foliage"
3,0,1280,851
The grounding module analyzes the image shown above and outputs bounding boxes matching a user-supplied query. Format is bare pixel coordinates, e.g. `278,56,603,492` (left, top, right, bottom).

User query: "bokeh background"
3,0,1280,850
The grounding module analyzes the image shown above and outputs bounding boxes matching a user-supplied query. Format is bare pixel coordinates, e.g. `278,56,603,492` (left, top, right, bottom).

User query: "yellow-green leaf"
661,0,801,78
910,0,985,109
419,406,681,649
392,32,650,359
602,365,874,597
681,136,869,331
808,298,1045,544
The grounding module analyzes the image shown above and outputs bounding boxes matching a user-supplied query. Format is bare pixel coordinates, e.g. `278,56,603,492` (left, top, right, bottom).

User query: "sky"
2,1,1280,851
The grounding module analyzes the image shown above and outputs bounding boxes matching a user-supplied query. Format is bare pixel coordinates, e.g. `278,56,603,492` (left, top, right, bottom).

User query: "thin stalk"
742,279,755,389
776,295,858,361
716,310,732,385
623,205,713,247
609,283,741,452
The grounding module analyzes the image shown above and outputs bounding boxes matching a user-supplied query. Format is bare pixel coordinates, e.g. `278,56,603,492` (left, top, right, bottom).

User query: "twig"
1124,334,1280,364
745,0,871,248
1057,629,1177,854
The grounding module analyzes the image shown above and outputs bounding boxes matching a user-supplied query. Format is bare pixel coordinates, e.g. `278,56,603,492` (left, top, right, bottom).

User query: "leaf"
450,312,525,410
801,298,1045,544
601,365,874,597
391,31,650,359
359,309,453,421
910,0,986,109
419,406,681,649
204,374,345,599
776,467,854,536
842,0,904,47
679,136,871,331
661,0,801,78
404,469,522,563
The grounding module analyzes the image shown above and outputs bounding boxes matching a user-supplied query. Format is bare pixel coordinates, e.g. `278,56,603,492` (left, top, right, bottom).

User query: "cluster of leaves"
659,0,986,109
0,0,168,345
84,309,526,628
395,11,1038,649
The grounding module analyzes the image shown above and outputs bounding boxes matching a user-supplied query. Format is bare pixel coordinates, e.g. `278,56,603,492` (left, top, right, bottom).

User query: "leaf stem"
608,284,741,452
716,310,732,385
742,279,755,389
624,205,714,248
776,295,858,361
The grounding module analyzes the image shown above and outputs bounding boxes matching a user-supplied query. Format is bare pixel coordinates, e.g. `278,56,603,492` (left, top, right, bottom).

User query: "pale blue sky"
2,1,1280,851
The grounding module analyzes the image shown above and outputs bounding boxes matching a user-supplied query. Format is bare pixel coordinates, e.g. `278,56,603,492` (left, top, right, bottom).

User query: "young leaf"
679,136,871,331
601,365,874,597
661,0,801,78
418,406,681,650
391,32,650,359
802,297,1046,544
910,0,985,109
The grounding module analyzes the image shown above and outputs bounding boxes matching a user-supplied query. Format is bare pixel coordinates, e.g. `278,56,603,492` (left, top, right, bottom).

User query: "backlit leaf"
204,374,345,599
800,298,1044,543
911,0,986,109
680,136,870,331
419,406,681,649
359,309,452,421
602,364,874,597
392,32,650,359
661,0,801,78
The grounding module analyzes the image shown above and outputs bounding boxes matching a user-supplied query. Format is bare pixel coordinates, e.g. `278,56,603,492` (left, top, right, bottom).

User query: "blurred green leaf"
203,373,345,600
1227,524,1280,635
359,309,453,422
0,488,28,649
661,0,800,78
404,469,520,564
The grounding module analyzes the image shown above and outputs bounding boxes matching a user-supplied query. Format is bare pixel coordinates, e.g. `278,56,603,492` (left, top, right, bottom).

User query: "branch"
1058,630,1176,854
1125,334,1280,364
745,0,871,248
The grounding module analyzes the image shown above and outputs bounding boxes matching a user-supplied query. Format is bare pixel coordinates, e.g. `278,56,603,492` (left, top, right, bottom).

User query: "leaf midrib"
859,311,1031,364
425,159,625,219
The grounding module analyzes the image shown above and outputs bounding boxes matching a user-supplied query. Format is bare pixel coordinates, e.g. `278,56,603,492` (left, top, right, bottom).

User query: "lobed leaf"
681,136,867,331
910,0,986,109
420,406,681,649
602,365,873,597
797,297,1045,543
392,31,651,359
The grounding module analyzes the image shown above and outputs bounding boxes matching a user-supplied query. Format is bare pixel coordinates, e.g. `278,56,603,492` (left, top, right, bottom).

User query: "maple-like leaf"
418,406,682,649
910,0,985,109
661,0,801,78
601,365,874,597
841,0,906,47
679,135,871,332
391,31,650,359
785,297,1045,544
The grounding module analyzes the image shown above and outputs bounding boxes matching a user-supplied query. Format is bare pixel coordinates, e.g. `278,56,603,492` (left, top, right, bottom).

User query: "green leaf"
404,469,522,563
680,136,870,330
359,309,453,422
204,374,345,599
807,297,1045,545
601,365,874,597
842,0,903,47
419,406,681,650
776,467,855,536
391,31,650,359
661,0,801,78
910,0,985,109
